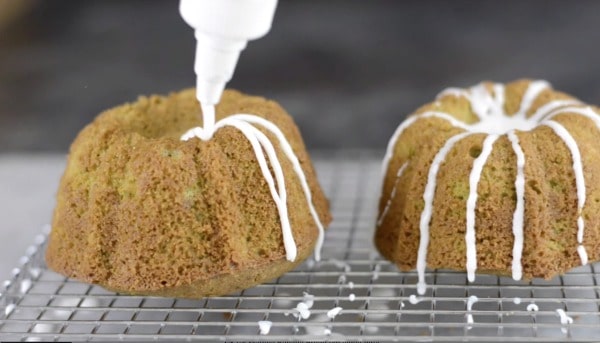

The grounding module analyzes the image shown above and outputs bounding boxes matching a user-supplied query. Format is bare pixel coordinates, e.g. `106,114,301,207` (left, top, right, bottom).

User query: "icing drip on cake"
506,130,525,280
376,162,408,226
381,80,598,295
465,134,499,282
417,131,474,295
181,106,326,262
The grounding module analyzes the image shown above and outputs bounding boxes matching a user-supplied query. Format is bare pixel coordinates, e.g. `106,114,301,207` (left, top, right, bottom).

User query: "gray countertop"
0,154,65,281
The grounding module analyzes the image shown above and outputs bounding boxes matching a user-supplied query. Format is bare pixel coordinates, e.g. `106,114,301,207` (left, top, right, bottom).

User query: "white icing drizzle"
417,131,473,295
492,84,505,110
469,83,498,119
230,114,326,260
376,162,408,227
466,134,499,282
181,107,326,262
507,130,525,281
348,293,356,302
381,80,600,294
381,111,471,176
543,120,588,265
436,87,469,100
513,297,522,305
515,80,550,116
545,106,600,128
529,99,581,122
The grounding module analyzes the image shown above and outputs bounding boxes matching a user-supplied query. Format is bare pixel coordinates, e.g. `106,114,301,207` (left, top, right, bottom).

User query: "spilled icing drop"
326,307,343,319
302,292,315,308
381,80,597,294
294,302,311,320
182,107,326,262
258,320,272,335
408,294,421,305
466,295,479,326
4,303,15,317
556,308,574,333
20,278,32,294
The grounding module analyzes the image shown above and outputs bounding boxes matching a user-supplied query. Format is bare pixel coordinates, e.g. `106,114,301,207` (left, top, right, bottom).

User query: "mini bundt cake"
46,89,331,298
376,79,600,294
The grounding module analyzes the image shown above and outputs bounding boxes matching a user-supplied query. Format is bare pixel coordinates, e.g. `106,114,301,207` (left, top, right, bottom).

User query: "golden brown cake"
376,79,600,294
46,89,332,298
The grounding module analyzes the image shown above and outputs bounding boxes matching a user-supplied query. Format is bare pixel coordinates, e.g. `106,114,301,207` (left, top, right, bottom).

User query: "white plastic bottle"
180,0,278,107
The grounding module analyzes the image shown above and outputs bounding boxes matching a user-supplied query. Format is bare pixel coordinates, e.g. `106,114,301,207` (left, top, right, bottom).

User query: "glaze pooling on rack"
380,80,599,295
466,295,479,325
181,106,326,262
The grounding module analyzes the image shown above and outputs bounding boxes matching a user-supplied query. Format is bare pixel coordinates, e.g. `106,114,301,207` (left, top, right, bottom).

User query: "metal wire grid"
1,151,600,342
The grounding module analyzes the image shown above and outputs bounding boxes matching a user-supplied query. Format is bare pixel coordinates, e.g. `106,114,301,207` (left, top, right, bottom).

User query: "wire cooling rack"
1,151,600,342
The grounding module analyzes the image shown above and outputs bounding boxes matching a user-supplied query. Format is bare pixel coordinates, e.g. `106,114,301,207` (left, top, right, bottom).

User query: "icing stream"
377,162,408,227
465,134,499,282
381,80,597,294
181,106,326,262
417,131,474,295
